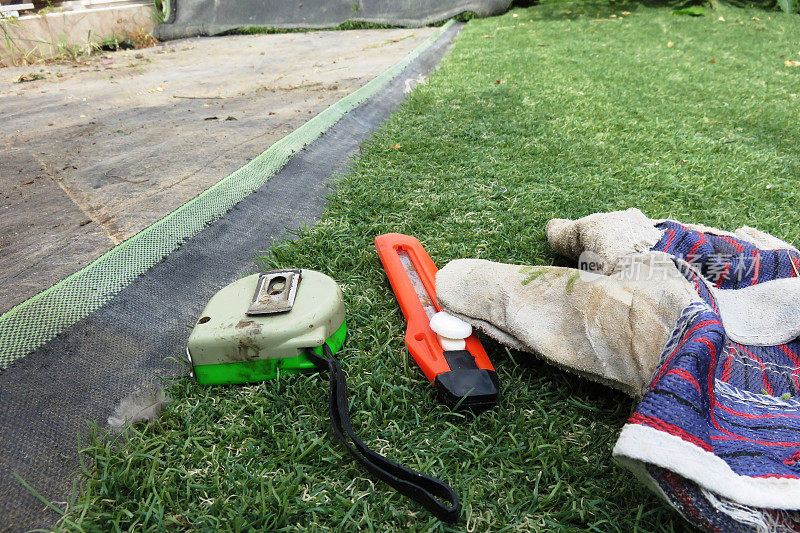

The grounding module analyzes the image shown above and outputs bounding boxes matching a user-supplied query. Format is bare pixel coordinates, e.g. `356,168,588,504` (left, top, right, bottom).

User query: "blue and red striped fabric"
626,221,800,530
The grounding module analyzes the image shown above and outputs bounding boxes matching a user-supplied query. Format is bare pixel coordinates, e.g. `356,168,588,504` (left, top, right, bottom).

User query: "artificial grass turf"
60,2,800,531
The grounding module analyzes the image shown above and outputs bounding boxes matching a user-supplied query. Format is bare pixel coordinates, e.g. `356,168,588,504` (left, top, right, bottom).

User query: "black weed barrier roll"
154,0,508,39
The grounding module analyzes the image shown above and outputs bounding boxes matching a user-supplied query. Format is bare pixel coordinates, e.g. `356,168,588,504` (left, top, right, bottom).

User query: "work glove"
436,208,800,396
435,208,800,532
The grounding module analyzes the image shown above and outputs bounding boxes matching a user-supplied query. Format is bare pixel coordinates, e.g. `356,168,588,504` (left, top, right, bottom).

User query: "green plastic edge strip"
0,21,453,370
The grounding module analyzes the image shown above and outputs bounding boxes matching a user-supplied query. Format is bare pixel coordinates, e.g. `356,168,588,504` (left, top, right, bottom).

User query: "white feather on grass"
107,384,172,432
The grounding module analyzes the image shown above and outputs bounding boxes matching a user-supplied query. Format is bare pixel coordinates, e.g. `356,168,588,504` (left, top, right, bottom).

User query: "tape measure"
186,269,460,522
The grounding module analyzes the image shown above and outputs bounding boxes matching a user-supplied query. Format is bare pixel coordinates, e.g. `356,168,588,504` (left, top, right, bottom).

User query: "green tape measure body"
187,270,347,386
193,320,346,385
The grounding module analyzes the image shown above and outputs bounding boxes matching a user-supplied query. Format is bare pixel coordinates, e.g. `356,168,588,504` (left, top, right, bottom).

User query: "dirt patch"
0,28,436,313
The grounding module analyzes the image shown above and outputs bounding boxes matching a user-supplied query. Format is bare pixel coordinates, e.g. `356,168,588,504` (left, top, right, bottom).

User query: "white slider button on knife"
438,335,466,351
430,311,472,351
430,311,472,339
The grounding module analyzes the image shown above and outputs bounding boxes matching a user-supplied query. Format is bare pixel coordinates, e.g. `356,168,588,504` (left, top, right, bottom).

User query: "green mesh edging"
0,21,453,370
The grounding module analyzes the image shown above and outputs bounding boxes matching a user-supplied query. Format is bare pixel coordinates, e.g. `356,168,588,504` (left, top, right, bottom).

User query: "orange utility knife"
375,233,498,411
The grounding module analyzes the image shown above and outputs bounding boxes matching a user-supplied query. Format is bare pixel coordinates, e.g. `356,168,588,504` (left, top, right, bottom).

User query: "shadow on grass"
486,335,635,422
526,0,778,21
529,1,647,21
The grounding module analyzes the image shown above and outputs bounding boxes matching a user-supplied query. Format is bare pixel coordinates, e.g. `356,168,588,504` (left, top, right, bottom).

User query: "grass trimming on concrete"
59,2,800,530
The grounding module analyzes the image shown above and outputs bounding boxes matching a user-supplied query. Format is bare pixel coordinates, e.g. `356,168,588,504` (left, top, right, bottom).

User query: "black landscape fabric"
155,0,507,39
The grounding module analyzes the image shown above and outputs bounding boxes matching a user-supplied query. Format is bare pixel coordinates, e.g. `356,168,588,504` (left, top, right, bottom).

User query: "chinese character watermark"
576,251,767,284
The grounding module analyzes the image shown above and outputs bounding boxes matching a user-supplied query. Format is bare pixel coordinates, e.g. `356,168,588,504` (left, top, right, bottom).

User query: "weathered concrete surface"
0,27,436,313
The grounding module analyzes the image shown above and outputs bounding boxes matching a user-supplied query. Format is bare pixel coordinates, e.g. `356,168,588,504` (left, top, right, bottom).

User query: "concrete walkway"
0,27,436,313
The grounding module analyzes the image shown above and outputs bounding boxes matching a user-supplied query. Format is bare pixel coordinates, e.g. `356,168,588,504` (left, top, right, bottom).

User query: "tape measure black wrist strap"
306,345,461,523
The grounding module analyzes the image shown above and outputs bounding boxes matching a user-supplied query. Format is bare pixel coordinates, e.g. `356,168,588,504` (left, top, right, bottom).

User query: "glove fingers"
733,226,798,252
545,208,663,274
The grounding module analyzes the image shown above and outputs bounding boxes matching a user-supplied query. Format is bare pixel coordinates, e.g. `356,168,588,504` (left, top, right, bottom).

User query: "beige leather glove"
436,256,698,397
